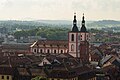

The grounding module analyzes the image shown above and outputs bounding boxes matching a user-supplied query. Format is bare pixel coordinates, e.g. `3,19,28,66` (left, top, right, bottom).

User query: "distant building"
1,13,120,80
1,43,31,53
30,40,68,54
0,67,14,80
0,53,96,80
18,36,46,43
31,13,90,64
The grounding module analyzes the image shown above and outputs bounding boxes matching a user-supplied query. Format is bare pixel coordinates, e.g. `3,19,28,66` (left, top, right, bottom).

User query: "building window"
71,34,74,41
71,44,74,51
61,50,63,53
47,49,50,53
87,35,89,40
52,79,54,80
43,62,47,65
81,35,82,37
87,35,89,37
2,76,4,79
54,50,56,53
34,49,37,52
81,38,82,41
7,76,9,80
40,49,43,53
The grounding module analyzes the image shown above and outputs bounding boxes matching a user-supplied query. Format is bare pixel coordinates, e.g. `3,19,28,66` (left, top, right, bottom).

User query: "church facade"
30,13,90,63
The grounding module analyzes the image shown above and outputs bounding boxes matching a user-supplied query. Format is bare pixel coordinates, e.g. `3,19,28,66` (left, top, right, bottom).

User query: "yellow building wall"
0,75,12,80
88,77,96,80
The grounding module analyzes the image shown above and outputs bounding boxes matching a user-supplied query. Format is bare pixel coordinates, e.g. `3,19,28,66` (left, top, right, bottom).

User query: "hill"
0,20,119,32
87,20,120,29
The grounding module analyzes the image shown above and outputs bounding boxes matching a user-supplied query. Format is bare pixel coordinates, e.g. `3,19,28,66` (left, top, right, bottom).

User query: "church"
30,13,90,63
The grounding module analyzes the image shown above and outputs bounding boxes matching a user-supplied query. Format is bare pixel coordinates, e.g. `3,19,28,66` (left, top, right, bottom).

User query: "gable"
38,57,51,66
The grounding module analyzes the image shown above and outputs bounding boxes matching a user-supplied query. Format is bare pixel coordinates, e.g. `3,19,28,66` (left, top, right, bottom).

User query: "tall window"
81,35,83,41
7,76,9,80
2,76,4,79
34,49,37,53
87,35,89,40
81,38,82,40
61,50,63,53
40,49,43,53
71,44,74,51
71,34,74,41
81,35,82,37
54,50,56,53
47,49,50,53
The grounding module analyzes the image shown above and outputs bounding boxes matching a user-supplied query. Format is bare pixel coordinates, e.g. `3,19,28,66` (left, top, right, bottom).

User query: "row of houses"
0,13,119,80
0,53,96,80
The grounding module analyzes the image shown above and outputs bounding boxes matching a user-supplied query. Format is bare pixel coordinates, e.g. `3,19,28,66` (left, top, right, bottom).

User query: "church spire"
82,13,85,25
80,13,87,32
71,12,78,32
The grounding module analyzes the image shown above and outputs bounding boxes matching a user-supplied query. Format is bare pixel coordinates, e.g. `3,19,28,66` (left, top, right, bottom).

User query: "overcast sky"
0,0,120,20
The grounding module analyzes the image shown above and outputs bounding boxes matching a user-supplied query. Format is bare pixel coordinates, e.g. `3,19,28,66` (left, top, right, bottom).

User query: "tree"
31,76,47,80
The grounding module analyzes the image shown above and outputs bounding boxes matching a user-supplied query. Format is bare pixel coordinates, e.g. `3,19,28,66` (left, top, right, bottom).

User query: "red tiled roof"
0,67,14,75
2,44,31,52
31,40,68,48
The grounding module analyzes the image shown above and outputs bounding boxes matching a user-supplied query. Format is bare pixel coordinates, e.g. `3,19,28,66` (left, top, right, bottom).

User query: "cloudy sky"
0,0,120,20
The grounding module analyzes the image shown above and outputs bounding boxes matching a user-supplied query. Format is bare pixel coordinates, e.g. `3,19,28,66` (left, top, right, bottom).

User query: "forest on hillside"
14,27,70,40
0,20,120,42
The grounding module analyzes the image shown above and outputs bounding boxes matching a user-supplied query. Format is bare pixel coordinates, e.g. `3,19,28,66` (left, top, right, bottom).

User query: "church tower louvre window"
71,34,74,41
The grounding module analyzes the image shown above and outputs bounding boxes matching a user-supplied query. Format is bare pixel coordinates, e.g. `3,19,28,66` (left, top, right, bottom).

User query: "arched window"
47,49,50,53
81,35,82,37
71,34,74,41
54,50,56,53
34,49,37,53
40,49,43,53
61,50,63,53
71,44,74,51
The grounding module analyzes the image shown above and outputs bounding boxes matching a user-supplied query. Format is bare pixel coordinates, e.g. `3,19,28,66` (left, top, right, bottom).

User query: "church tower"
79,14,89,63
68,13,80,57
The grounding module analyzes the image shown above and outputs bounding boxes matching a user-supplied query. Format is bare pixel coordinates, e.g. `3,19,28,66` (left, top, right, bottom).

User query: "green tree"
31,76,47,80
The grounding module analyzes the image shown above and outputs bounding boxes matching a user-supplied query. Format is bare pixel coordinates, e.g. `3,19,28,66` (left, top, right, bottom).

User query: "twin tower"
68,13,89,63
